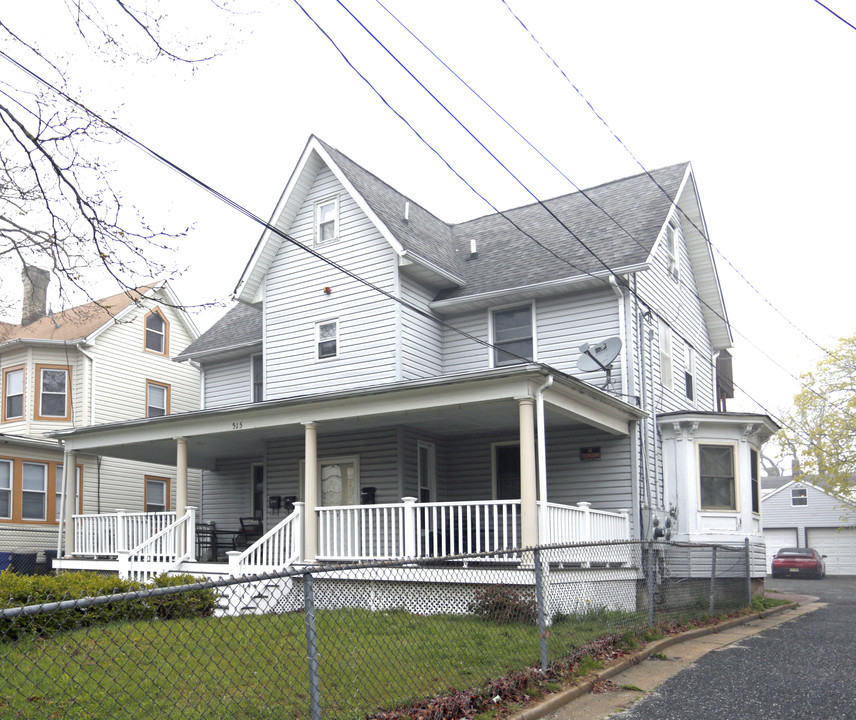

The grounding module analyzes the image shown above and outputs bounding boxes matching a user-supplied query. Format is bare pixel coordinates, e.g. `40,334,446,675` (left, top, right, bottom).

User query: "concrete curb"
510,602,801,720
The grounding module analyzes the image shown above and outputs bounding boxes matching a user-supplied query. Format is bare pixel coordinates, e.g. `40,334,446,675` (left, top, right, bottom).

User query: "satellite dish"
577,337,622,379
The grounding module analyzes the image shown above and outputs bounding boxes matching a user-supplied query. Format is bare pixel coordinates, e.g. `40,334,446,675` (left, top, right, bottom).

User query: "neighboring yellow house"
0,267,201,570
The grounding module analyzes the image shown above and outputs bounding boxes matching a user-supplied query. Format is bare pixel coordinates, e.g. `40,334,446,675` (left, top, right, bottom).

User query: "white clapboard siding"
93,457,201,516
203,356,253,408
200,456,261,530
400,274,443,380
264,166,399,398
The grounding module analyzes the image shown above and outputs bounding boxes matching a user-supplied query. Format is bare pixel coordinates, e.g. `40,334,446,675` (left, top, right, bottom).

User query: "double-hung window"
36,365,70,420
492,306,534,367
146,381,170,417
145,477,169,513
316,320,338,360
659,321,673,390
145,309,168,354
665,222,680,281
699,444,736,511
56,464,82,520
0,460,11,519
684,344,696,402
22,462,47,520
791,487,808,506
3,367,23,421
251,355,263,402
315,197,338,244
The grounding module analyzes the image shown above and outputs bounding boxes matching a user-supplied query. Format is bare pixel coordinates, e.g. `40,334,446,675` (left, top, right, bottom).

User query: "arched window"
144,309,169,355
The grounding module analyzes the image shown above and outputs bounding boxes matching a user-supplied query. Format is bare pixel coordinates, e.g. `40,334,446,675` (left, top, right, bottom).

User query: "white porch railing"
544,501,631,545
118,508,196,582
73,510,177,557
228,504,303,576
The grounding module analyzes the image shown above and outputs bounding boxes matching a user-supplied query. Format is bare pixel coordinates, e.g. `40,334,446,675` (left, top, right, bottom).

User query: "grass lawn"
0,606,644,720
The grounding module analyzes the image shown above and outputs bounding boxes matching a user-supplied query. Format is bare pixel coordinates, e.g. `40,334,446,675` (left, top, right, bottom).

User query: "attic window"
665,222,680,282
315,197,338,244
492,305,534,367
145,309,169,355
791,487,807,506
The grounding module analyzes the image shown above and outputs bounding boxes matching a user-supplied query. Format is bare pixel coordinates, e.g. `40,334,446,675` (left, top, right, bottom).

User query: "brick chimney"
21,265,50,325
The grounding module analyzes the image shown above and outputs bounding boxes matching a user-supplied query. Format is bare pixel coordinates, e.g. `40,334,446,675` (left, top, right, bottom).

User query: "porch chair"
234,516,264,550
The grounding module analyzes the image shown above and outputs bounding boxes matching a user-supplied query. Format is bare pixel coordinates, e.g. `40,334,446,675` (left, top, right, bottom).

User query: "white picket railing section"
228,504,303,576
544,501,631,545
317,498,523,562
118,508,196,582
73,511,177,556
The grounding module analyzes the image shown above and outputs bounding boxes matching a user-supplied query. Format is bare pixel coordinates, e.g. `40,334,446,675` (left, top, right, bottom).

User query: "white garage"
764,527,798,571
805,527,856,576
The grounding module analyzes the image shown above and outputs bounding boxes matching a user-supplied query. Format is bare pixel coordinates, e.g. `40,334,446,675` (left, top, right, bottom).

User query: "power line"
814,0,856,31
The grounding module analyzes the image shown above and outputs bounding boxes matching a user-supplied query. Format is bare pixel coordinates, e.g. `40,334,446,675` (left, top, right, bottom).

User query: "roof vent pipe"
404,201,410,222
469,239,478,258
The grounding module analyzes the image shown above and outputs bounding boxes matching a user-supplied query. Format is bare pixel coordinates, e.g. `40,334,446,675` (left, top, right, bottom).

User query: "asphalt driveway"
611,576,856,720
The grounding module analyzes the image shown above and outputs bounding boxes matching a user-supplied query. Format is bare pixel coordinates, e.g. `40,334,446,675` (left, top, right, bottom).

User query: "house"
50,136,777,590
761,475,856,575
0,269,201,570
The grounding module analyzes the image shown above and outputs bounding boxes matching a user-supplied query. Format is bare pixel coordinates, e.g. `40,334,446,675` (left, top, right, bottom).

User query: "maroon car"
771,547,827,579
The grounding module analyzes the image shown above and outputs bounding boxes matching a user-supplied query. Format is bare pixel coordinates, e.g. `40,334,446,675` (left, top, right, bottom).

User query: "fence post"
646,540,655,627
577,502,592,542
533,548,549,673
402,497,417,559
745,537,752,606
303,572,322,720
116,509,128,553
709,545,718,615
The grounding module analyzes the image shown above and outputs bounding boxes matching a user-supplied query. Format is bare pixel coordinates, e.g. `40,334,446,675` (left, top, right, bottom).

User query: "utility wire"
500,0,836,361
814,0,856,31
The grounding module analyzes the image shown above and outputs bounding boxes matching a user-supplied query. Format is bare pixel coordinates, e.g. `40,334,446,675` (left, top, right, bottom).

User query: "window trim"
659,321,674,390
750,449,760,515
665,222,680,282
417,441,436,503
145,476,171,513
489,303,536,368
21,461,47,521
0,458,11,520
144,308,170,356
34,364,71,421
0,456,78,524
2,365,25,422
56,463,84,520
315,318,339,361
684,343,696,403
314,195,339,245
251,354,264,402
698,442,738,512
146,380,171,418
791,487,808,507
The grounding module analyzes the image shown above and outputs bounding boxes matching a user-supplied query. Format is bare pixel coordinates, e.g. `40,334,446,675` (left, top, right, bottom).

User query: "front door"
319,458,359,506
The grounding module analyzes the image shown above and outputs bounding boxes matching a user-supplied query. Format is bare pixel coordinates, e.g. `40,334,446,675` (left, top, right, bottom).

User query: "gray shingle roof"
437,163,688,300
177,303,262,360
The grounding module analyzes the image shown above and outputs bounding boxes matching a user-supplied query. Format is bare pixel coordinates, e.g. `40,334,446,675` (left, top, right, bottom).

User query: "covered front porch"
52,366,645,580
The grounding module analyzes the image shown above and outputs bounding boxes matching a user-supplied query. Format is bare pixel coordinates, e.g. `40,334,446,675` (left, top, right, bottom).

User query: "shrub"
0,570,216,641
467,585,537,624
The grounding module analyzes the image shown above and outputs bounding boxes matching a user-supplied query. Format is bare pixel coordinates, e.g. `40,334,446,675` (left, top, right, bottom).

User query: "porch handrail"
72,510,177,556
229,504,304,576
545,501,630,544
118,508,196,581
317,498,523,562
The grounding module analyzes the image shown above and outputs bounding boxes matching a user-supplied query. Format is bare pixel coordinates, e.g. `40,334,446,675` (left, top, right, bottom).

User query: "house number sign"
579,447,601,461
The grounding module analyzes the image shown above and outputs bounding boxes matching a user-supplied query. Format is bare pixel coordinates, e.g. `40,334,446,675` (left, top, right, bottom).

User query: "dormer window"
492,305,534,367
665,222,680,282
315,197,339,244
145,309,169,355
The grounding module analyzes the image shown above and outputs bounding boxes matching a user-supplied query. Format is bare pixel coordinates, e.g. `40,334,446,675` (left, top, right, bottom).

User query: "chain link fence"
0,540,756,719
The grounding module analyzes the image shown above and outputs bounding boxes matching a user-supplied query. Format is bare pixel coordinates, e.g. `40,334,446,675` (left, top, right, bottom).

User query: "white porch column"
303,422,319,562
519,398,538,548
62,451,77,557
175,437,188,517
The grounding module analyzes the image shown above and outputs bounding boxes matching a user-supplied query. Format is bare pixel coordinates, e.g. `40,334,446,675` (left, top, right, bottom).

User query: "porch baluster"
402,497,417,559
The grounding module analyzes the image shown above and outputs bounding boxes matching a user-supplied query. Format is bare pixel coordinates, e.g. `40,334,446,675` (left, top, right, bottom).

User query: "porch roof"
50,365,645,470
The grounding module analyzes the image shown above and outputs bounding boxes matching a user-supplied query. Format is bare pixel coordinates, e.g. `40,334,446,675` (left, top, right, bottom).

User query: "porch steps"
214,576,296,617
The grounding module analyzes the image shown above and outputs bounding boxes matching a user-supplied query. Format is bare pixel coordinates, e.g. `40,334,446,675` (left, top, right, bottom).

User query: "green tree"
777,333,856,496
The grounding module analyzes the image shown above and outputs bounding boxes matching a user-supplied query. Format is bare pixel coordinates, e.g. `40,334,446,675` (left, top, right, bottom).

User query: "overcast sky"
3,0,854,460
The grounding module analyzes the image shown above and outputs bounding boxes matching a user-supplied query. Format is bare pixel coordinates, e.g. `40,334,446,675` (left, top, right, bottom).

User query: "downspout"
608,276,629,396
535,374,553,545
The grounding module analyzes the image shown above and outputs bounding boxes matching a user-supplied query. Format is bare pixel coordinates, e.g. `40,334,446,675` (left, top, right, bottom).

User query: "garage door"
764,528,798,572
806,527,856,575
